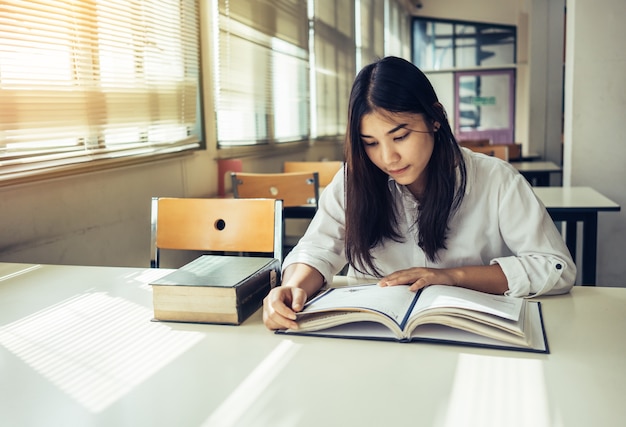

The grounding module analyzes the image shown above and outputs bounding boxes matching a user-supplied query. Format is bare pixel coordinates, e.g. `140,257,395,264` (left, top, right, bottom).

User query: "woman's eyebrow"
360,123,408,138
386,124,408,135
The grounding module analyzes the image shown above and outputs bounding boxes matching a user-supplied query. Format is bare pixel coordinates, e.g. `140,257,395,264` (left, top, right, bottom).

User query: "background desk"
1,263,625,427
510,161,562,186
534,186,621,285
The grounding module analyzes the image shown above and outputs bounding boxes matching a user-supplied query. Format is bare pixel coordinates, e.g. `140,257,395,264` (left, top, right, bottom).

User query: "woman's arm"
379,264,509,294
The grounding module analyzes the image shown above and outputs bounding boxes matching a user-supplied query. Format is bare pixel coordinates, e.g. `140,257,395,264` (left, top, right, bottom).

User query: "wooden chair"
499,143,522,160
466,144,510,161
231,171,320,255
150,197,283,268
230,171,320,209
283,161,343,187
458,138,490,148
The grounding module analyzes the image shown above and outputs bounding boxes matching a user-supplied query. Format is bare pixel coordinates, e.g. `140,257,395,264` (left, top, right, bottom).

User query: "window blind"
384,0,410,58
311,0,356,138
215,0,309,147
357,0,385,69
0,0,201,180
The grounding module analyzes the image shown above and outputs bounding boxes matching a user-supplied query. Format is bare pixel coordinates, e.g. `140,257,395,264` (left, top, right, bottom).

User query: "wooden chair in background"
458,138,491,148
283,161,343,188
459,140,522,161
466,144,510,161
150,197,283,268
231,171,320,254
231,171,320,209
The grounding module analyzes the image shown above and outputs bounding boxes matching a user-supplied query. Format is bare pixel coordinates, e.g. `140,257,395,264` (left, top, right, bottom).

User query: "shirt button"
555,263,562,270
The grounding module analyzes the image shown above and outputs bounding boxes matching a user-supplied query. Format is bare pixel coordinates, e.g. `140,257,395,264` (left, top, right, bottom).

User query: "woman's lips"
388,165,410,176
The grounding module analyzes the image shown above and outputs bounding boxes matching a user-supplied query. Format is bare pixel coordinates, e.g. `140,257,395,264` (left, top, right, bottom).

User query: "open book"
278,284,548,353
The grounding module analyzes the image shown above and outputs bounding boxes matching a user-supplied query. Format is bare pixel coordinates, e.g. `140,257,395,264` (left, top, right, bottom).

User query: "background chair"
231,171,320,255
283,160,343,188
231,171,320,211
150,197,283,268
464,144,510,161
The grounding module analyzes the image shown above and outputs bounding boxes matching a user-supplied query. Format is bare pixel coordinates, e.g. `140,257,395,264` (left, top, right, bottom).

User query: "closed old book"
151,255,280,325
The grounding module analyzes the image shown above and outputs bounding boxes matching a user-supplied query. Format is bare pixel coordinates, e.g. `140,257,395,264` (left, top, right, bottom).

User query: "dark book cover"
151,255,281,324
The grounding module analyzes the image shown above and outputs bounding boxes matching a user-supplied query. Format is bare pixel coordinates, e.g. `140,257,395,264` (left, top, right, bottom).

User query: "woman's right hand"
262,286,308,330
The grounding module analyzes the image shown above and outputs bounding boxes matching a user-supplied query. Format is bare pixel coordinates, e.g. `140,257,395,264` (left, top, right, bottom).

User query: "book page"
301,284,418,327
410,285,523,321
409,302,547,352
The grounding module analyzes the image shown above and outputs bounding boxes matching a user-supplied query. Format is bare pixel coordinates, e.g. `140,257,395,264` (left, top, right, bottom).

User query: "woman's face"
359,111,436,197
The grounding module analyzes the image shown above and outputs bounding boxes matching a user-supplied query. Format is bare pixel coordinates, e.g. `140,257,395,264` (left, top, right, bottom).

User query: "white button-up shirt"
283,148,576,297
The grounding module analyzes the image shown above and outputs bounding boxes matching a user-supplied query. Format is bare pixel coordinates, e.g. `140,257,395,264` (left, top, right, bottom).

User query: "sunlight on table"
202,340,302,427
0,287,204,413
438,353,561,427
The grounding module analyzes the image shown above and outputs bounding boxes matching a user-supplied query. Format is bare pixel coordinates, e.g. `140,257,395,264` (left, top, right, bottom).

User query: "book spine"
234,259,281,323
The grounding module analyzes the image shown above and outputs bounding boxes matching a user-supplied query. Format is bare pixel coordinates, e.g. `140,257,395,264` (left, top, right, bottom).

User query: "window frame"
411,16,517,72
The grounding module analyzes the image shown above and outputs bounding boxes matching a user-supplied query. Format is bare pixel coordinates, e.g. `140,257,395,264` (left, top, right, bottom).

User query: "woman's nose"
380,142,400,164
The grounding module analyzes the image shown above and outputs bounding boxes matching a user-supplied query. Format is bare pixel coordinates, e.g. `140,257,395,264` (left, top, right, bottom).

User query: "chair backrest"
231,171,320,208
458,138,491,148
467,144,509,161
498,143,522,161
150,197,283,268
283,161,343,187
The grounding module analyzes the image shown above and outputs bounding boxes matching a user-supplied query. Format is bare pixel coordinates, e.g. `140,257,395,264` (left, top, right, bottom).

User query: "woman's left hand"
377,264,509,295
378,267,458,292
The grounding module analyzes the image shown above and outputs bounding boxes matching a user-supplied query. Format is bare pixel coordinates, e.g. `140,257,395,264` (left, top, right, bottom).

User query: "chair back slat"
231,172,319,207
150,197,283,267
283,161,343,187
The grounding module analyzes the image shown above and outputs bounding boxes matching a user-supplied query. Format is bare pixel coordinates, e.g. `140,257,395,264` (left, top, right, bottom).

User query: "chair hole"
269,186,279,196
214,219,226,231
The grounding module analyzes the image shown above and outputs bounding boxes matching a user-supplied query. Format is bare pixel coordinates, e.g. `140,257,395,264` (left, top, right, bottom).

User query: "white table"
1,262,625,427
533,186,621,285
510,161,562,186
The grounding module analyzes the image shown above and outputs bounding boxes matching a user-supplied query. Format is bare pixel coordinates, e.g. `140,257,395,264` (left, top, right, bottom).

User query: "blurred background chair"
283,160,343,188
231,171,320,254
464,144,510,161
231,171,319,213
150,197,283,268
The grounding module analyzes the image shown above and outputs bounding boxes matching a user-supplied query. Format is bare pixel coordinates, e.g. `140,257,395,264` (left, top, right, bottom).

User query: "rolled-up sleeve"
491,171,576,297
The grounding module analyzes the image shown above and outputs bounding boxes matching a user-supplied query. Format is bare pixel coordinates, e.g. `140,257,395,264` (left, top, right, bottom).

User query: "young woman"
263,56,575,331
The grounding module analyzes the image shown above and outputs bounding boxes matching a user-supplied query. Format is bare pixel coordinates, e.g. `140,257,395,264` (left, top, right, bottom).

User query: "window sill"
0,143,199,188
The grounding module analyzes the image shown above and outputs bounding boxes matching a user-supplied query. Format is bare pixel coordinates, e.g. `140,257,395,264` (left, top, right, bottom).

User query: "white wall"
563,0,626,285
0,152,216,268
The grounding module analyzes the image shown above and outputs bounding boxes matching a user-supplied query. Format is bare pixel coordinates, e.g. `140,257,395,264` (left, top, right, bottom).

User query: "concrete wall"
563,0,626,285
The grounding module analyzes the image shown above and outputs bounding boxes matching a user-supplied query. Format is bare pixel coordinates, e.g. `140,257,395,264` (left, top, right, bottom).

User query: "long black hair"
344,56,467,276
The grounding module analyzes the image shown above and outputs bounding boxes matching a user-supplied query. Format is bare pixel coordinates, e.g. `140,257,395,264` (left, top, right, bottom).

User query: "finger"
409,278,429,292
380,271,416,287
263,301,299,330
264,314,298,331
290,288,308,312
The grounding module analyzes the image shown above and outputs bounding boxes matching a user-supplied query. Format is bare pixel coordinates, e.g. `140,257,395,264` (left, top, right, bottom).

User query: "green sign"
470,96,496,106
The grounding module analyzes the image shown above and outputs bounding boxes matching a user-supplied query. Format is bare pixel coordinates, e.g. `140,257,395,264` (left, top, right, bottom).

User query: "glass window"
412,18,516,71
214,0,309,147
